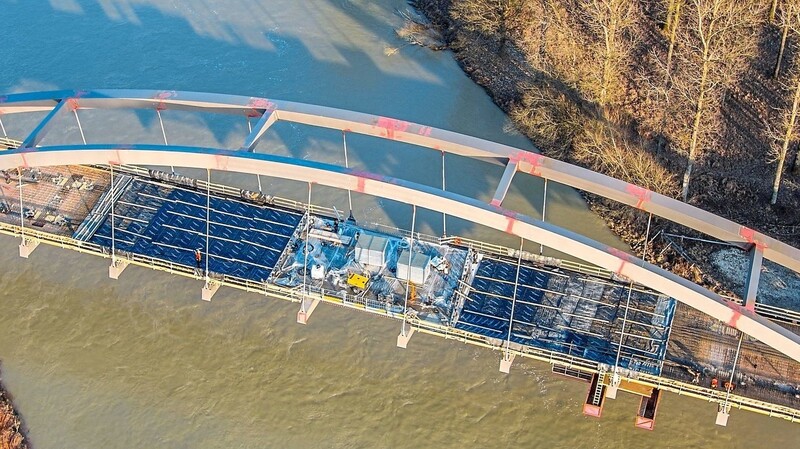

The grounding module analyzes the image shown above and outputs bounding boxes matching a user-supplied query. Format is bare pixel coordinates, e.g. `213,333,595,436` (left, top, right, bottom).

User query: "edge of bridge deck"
1,89,799,364
1,144,799,366
1,163,798,424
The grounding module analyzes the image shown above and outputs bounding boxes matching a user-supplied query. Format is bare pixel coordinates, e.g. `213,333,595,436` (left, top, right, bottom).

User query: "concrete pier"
18,238,39,258
396,323,415,348
108,259,129,279
296,297,320,324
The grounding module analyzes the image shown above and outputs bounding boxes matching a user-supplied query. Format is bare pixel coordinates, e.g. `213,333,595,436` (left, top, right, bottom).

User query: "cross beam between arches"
0,89,795,277
1,144,799,363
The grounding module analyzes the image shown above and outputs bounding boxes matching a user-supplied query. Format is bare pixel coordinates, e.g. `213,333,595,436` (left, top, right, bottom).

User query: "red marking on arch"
497,209,520,234
505,216,516,234
351,170,383,193
154,91,177,111
739,226,767,250
490,198,502,207
375,117,409,140
417,126,432,137
608,247,632,276
510,151,544,176
725,299,746,328
109,148,125,165
246,98,276,118
625,184,651,209
155,91,176,100
67,98,80,111
214,154,229,171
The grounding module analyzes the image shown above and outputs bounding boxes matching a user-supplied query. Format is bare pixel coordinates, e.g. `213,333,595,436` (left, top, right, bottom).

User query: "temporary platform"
1,164,798,427
87,178,302,283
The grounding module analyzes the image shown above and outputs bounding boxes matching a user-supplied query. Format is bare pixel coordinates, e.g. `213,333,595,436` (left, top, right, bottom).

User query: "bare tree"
665,0,685,75
674,0,758,201
772,6,800,203
450,0,534,53
775,0,800,78
582,0,637,106
771,71,800,204
772,0,781,23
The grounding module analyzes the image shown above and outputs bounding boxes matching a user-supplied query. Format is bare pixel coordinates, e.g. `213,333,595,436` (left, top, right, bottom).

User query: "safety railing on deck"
722,294,800,326
3,216,800,422
4,165,800,423
0,137,22,149
636,372,800,423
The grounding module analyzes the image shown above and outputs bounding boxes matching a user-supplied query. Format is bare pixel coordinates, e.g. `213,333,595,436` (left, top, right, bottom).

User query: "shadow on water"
0,0,522,234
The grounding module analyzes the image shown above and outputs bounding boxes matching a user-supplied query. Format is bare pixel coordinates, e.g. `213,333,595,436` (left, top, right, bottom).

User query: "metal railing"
2,216,799,422
0,137,22,149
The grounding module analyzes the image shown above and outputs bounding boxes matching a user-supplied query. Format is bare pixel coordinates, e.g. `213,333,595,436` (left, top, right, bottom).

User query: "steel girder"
0,89,793,273
1,144,799,363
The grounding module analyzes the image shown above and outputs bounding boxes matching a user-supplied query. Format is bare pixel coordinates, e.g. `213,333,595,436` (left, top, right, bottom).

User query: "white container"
311,263,325,280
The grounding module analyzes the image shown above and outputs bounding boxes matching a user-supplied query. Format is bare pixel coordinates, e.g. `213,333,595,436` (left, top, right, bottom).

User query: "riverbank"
408,1,799,299
0,367,29,449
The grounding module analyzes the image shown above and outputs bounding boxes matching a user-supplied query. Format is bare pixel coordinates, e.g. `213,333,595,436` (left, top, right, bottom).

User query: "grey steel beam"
745,247,764,311
491,162,518,207
0,90,798,278
20,99,68,148
1,143,800,364
241,109,278,152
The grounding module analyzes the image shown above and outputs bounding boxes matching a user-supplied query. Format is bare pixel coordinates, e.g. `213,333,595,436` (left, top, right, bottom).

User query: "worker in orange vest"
711,377,719,389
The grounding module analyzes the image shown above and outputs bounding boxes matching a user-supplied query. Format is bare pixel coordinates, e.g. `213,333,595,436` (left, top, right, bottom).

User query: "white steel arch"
1,144,799,364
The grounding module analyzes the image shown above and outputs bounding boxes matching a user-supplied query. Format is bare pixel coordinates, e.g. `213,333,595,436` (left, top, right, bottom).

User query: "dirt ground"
0,368,29,449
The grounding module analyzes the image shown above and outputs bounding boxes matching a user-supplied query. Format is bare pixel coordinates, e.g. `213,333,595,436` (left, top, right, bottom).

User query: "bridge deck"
666,304,800,410
0,166,110,236
88,178,302,283
456,256,673,376
1,165,799,422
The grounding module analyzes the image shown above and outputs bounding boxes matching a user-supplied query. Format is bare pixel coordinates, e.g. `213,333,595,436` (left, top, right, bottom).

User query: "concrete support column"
715,404,731,426
606,372,620,399
108,259,129,279
18,238,39,258
397,322,415,348
744,246,763,312
499,353,515,373
296,297,320,324
201,281,220,301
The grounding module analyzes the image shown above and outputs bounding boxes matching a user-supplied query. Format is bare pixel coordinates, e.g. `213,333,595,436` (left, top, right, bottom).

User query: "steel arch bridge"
1,89,799,366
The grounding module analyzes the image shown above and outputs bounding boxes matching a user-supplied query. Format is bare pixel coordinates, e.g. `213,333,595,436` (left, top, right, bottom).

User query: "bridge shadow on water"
1,0,609,244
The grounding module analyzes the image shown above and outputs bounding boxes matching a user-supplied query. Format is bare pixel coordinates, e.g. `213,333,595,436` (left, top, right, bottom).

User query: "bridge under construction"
1,90,800,430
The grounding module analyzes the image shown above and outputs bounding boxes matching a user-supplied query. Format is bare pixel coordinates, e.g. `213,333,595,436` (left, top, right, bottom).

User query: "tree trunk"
682,54,711,202
771,0,779,23
665,0,677,32
600,17,616,106
772,75,800,204
775,17,790,78
666,0,682,76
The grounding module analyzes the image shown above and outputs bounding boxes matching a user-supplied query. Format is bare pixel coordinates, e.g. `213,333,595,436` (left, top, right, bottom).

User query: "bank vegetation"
411,0,800,290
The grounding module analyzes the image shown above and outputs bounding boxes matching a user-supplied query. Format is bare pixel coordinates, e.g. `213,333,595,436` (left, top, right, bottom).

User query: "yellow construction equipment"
347,273,369,289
